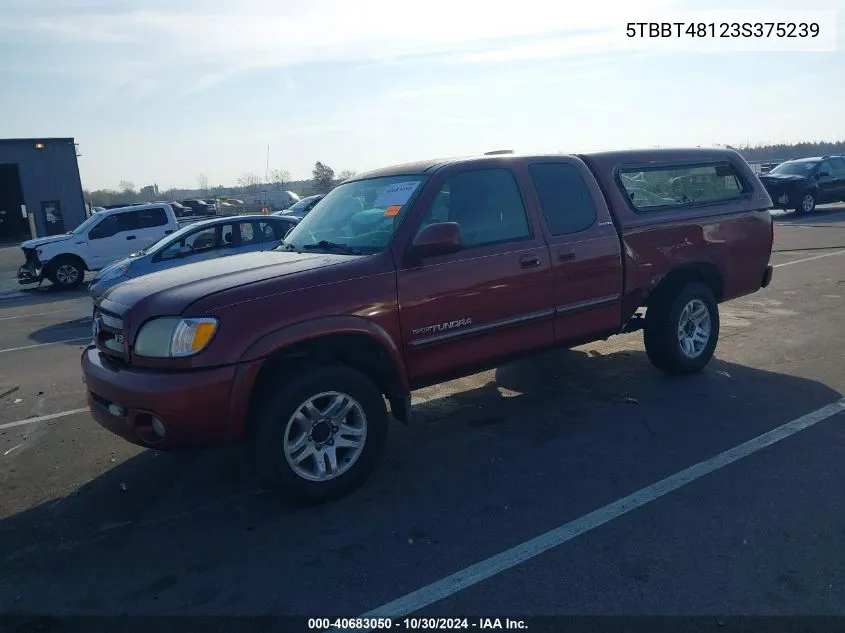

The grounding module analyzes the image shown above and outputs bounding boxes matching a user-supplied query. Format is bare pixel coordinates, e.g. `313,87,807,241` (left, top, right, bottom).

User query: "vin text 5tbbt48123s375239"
81,147,775,504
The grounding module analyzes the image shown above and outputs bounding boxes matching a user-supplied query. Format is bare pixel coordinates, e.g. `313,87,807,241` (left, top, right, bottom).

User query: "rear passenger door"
818,158,845,203
397,166,555,385
136,206,173,248
526,159,623,344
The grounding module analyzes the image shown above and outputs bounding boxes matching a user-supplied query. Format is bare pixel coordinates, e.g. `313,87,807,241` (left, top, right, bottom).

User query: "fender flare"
238,315,410,394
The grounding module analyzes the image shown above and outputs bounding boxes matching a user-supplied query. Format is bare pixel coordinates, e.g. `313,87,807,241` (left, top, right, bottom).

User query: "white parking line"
0,307,83,321
0,408,89,431
0,337,90,354
774,248,845,268
353,398,845,626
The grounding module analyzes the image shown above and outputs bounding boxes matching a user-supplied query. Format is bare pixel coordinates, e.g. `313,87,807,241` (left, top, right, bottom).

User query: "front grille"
94,307,127,361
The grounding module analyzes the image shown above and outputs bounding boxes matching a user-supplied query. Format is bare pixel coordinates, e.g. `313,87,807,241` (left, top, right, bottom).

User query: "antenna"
484,149,514,156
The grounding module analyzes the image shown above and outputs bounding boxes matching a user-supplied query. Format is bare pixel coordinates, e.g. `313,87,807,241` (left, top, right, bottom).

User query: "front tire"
250,365,389,505
48,257,84,289
644,282,720,375
794,192,816,215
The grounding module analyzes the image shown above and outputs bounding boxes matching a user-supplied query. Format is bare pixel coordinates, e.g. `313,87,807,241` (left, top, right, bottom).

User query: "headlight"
134,317,218,358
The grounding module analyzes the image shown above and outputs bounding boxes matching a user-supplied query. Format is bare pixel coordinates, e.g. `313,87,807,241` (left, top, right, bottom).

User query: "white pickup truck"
18,203,180,289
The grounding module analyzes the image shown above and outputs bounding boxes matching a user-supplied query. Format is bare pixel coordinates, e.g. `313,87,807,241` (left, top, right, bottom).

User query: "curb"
0,291,27,301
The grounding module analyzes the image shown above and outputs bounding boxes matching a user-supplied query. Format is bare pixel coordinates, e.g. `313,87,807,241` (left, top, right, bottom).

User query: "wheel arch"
645,262,724,307
241,317,410,427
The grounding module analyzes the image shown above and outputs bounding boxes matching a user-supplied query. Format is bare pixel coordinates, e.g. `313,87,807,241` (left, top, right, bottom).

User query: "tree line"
728,140,845,162
85,141,845,206
84,161,356,207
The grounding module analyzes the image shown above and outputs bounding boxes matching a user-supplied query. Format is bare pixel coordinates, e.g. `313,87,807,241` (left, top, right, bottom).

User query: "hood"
93,256,134,279
97,249,358,318
759,174,807,184
21,235,73,250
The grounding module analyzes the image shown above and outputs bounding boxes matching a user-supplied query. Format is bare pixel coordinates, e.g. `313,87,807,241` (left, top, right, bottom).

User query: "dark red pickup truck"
82,148,774,503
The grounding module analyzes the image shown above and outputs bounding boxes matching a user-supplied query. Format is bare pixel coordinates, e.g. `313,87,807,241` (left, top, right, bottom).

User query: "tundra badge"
412,318,472,337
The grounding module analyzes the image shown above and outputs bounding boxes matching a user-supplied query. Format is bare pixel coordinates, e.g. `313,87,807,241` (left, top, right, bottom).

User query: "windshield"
286,196,318,213
280,176,427,253
69,213,103,235
768,162,817,176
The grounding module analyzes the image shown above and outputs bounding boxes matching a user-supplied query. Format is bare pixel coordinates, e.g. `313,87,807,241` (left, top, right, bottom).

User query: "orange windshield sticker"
384,205,401,217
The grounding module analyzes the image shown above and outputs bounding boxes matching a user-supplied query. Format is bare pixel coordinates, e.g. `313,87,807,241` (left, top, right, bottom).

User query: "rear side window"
528,163,597,235
137,207,168,228
619,162,748,212
829,158,845,177
116,211,141,232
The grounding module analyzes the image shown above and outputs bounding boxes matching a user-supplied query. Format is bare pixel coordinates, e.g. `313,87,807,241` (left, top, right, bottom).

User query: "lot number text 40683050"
309,617,528,630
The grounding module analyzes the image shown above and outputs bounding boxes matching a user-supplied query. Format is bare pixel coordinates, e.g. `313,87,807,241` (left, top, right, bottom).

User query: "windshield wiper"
301,240,362,255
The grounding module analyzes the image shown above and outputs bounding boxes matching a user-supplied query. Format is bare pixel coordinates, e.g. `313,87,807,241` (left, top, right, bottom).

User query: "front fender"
238,315,410,394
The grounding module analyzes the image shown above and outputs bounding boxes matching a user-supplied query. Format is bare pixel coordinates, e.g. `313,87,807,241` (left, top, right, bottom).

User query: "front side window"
89,215,119,240
528,163,597,235
419,168,531,248
282,176,427,253
158,225,225,259
239,222,258,245
619,162,748,212
817,160,835,178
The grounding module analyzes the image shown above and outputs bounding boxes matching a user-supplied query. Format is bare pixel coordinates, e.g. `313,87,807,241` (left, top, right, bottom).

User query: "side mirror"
411,222,462,259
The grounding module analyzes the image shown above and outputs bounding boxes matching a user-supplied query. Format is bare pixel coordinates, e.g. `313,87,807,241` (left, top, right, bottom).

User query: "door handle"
126,235,136,241
558,251,576,261
165,230,173,234
519,255,541,269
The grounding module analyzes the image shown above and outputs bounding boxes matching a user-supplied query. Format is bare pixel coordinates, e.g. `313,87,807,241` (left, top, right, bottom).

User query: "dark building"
0,138,87,242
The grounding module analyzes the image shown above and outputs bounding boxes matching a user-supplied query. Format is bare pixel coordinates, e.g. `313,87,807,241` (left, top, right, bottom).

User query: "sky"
1,0,843,191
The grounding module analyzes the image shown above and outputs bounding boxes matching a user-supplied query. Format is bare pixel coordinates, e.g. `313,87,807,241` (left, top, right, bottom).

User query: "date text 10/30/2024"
308,618,528,630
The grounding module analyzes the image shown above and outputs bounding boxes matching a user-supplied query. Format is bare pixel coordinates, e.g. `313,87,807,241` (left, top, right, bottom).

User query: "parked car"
254,190,300,211
272,194,324,219
82,148,774,504
88,214,299,300
758,156,845,214
18,204,180,289
180,199,215,216
162,201,190,217
202,199,219,212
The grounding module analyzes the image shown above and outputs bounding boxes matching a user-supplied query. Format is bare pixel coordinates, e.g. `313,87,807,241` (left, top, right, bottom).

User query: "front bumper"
81,345,256,449
17,263,43,285
87,275,125,301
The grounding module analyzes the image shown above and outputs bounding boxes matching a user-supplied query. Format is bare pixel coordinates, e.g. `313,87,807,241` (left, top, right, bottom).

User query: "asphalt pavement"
1,206,844,631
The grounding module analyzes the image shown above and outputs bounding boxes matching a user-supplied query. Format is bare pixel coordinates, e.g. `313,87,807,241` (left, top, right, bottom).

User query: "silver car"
87,214,298,300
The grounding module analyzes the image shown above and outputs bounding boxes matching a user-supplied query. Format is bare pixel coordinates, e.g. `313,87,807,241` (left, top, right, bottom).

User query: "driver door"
396,165,555,386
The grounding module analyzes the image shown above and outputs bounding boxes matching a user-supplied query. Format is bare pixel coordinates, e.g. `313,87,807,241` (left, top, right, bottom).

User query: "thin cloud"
6,0,673,89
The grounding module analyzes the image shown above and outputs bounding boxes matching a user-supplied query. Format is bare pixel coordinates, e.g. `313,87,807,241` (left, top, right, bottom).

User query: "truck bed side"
579,149,774,323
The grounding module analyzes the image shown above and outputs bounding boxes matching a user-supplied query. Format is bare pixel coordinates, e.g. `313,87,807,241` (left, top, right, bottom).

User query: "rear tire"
48,256,84,289
644,282,719,375
250,364,389,505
